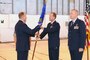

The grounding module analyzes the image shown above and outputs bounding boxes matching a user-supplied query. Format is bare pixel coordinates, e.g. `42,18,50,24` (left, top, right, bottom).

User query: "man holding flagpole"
40,12,60,60
15,12,40,60
32,0,46,60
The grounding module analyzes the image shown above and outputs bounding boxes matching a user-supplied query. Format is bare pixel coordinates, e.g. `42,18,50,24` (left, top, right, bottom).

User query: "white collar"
72,18,77,23
51,20,55,24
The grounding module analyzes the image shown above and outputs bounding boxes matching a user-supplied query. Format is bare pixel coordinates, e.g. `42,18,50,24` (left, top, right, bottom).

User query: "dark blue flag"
38,3,46,26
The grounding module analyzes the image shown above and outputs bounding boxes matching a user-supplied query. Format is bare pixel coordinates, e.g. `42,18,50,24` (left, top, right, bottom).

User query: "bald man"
68,9,86,60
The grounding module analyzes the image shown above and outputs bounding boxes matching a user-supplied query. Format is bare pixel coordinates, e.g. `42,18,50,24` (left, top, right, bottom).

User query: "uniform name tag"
74,24,79,29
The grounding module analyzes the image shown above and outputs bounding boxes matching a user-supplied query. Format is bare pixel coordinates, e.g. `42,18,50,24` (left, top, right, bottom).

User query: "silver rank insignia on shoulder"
74,24,79,29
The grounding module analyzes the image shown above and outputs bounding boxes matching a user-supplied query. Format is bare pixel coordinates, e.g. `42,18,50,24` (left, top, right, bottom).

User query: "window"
13,0,26,14
46,0,52,14
0,0,86,15
0,0,12,14
27,0,37,15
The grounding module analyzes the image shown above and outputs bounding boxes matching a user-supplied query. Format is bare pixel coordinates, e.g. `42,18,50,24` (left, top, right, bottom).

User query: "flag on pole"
84,1,90,60
32,1,46,60
85,12,90,47
38,0,46,26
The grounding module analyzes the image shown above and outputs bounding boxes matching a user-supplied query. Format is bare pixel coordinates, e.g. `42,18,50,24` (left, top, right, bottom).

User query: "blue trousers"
69,49,83,60
49,46,59,60
17,51,28,60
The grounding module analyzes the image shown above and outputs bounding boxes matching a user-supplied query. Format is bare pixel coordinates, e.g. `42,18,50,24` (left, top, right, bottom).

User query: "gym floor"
0,39,89,60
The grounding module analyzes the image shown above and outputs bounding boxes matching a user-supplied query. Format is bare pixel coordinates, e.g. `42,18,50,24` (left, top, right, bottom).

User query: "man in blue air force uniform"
68,9,86,60
40,12,60,60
